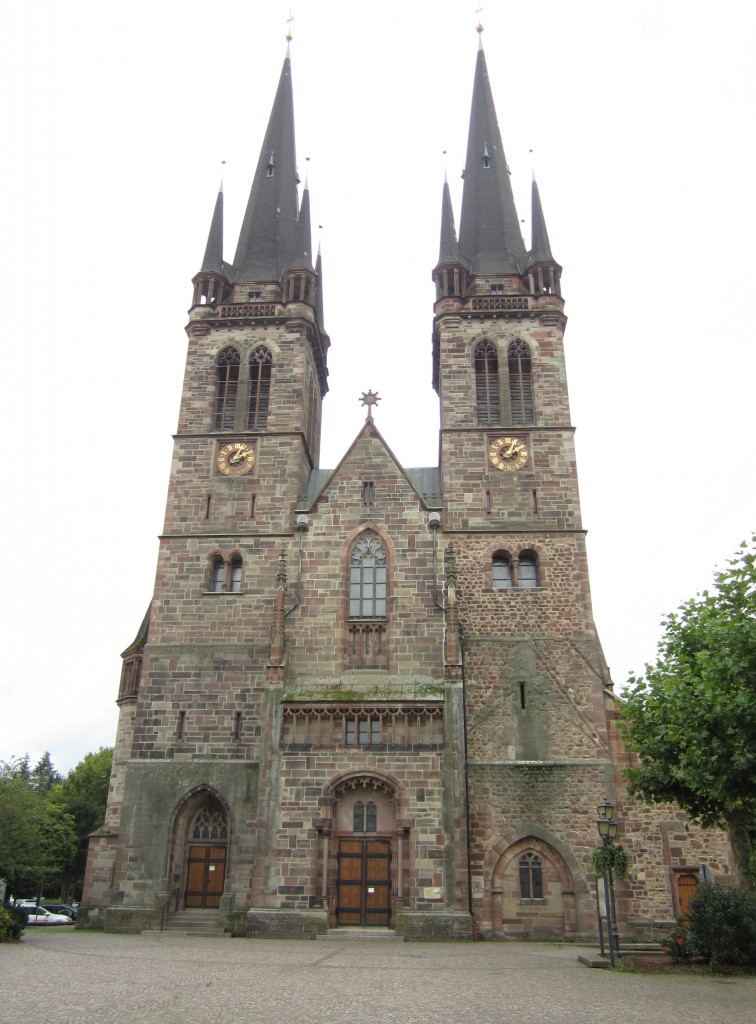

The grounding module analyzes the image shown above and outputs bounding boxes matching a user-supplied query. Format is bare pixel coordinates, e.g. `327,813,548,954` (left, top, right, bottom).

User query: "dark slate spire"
232,51,299,282
201,182,224,273
528,177,554,264
290,176,313,270
458,39,526,275
315,243,326,332
436,174,464,268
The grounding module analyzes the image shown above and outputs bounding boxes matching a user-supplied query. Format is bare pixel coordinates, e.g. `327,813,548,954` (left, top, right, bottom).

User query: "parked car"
43,904,77,921
24,906,73,925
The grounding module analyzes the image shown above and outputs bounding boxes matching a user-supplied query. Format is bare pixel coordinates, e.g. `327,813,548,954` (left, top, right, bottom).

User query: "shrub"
661,919,694,964
0,904,27,942
686,884,756,970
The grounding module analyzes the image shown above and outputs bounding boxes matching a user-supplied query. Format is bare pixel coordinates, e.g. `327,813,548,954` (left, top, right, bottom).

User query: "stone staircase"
149,908,230,937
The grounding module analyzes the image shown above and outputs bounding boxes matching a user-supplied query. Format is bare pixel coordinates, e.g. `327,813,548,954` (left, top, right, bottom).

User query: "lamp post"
596,798,620,965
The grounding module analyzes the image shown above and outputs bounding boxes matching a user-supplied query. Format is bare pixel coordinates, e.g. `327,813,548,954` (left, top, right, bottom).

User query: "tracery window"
353,801,378,833
519,853,543,899
508,339,534,424
349,533,387,618
247,346,272,429
214,347,241,430
474,339,500,425
191,808,228,841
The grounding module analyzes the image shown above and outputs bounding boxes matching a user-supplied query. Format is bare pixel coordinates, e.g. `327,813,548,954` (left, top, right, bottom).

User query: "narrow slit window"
177,710,187,739
233,711,242,740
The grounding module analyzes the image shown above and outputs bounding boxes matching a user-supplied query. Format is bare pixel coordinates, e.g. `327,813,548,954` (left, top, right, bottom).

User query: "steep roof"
458,41,526,275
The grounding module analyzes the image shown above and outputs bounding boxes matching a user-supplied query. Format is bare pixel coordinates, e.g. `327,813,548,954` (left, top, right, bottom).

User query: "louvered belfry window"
247,346,272,430
214,347,241,430
474,339,500,425
508,339,534,424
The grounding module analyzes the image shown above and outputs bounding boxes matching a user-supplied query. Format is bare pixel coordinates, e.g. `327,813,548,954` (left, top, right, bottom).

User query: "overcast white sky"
2,1,754,775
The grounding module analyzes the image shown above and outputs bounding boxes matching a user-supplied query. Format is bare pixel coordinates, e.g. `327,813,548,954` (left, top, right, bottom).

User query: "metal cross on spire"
286,10,294,41
360,390,381,420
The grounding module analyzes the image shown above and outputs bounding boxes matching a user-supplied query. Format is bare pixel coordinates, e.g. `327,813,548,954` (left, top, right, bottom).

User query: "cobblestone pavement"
3,930,755,1024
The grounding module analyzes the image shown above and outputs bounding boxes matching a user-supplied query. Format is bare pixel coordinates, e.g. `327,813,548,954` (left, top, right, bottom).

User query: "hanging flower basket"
592,843,629,880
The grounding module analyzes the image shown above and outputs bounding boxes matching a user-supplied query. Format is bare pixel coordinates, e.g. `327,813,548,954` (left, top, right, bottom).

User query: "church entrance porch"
336,837,392,926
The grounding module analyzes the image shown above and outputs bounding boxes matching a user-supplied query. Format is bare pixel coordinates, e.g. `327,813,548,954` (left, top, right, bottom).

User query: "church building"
81,32,732,940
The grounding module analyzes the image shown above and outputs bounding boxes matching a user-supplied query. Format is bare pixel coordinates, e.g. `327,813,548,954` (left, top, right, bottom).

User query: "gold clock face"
488,435,529,471
217,441,256,476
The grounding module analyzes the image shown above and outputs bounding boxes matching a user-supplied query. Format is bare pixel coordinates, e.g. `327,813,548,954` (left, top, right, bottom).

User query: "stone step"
319,928,401,942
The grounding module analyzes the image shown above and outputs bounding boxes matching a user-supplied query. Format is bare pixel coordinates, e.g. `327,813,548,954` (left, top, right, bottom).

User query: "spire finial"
286,10,294,42
476,5,484,43
360,390,381,421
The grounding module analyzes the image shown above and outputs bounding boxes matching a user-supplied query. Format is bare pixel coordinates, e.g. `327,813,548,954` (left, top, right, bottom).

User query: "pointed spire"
291,176,313,270
200,182,224,273
437,176,462,267
232,52,299,282
315,242,326,331
528,177,554,264
458,42,526,275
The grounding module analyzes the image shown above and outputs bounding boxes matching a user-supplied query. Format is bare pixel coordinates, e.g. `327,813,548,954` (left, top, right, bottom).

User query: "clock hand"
228,449,246,464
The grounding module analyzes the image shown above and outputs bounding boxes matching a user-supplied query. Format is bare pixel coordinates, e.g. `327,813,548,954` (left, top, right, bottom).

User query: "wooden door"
337,838,391,926
185,845,227,908
676,873,698,917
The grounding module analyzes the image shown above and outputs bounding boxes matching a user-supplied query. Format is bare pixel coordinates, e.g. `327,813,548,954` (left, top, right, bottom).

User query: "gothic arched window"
214,347,241,430
349,532,388,619
474,339,500,425
353,801,378,833
247,346,272,430
519,853,543,899
191,808,228,842
508,339,534,424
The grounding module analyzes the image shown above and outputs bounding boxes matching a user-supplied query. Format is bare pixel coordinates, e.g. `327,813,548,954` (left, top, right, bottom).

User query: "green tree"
620,536,756,890
29,752,63,795
0,774,76,895
48,748,113,894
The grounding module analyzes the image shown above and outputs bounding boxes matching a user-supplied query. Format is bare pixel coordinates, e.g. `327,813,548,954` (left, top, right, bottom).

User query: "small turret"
525,177,562,297
191,183,230,307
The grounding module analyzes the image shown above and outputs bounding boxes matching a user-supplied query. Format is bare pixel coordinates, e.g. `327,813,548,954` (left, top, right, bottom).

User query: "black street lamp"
595,798,620,965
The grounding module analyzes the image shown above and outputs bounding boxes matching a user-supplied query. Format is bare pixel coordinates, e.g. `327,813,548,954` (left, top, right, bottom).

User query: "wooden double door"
185,844,226,908
336,838,392,926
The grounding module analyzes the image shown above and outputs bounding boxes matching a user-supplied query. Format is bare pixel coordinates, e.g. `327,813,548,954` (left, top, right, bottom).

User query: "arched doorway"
490,836,577,940
328,774,399,927
171,790,229,910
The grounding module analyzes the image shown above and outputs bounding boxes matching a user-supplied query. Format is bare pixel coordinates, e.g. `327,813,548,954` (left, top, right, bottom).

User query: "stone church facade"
81,36,732,940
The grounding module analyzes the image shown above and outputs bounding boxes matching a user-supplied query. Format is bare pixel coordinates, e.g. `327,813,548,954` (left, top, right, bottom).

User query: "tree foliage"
0,748,112,898
620,536,756,889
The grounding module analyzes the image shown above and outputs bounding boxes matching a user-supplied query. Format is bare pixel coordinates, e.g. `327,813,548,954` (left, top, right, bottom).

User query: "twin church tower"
82,33,730,939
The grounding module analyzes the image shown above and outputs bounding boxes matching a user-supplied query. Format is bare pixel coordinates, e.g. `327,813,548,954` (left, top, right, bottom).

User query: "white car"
23,905,73,925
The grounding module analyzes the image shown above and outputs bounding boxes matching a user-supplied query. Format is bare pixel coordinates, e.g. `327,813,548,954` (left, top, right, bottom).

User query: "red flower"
677,937,684,944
